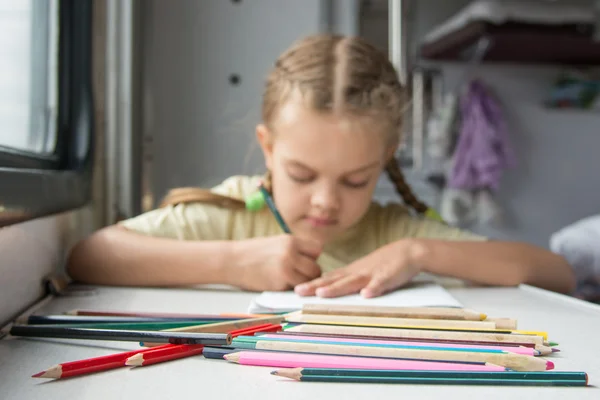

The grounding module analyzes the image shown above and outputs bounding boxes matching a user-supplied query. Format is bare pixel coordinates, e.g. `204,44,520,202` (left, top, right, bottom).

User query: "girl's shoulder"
210,175,262,199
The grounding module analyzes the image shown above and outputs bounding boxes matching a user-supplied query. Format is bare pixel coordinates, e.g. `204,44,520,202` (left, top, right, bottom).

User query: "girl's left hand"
294,239,423,298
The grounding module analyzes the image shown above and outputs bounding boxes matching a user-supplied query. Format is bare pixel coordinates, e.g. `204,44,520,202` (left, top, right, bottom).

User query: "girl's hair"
160,34,429,214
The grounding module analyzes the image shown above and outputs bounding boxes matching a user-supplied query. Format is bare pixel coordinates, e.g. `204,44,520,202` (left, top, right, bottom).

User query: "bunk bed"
419,0,600,65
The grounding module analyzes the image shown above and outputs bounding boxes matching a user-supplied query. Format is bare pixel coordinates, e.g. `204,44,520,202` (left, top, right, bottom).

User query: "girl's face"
257,100,393,245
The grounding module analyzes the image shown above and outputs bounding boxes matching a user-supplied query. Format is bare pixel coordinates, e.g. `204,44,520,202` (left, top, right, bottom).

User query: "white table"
1,284,599,399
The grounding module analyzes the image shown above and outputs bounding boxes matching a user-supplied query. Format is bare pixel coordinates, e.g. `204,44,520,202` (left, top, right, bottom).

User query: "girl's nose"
310,183,340,212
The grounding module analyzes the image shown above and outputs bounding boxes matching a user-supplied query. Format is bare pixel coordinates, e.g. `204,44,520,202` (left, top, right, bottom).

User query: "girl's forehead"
272,102,388,169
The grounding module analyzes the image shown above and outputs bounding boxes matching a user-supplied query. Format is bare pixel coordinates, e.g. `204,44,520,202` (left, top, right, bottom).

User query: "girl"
67,34,575,298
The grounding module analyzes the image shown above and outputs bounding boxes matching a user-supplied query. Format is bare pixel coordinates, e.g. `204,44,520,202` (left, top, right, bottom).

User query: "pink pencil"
224,351,509,371
257,334,538,356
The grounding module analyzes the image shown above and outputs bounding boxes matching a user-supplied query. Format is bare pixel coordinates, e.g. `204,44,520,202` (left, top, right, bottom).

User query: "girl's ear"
256,123,274,170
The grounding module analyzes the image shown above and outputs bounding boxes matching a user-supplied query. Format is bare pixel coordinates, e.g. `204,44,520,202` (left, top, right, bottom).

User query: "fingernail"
315,287,327,297
295,284,307,292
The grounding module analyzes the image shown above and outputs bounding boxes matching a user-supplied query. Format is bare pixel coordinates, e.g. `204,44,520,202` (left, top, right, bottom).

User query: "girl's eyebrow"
286,160,380,174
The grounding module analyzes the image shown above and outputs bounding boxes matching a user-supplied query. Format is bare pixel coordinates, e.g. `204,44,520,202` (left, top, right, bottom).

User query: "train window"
0,0,93,227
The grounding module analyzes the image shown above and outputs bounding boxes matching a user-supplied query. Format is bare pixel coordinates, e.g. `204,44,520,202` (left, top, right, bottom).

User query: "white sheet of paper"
247,283,462,313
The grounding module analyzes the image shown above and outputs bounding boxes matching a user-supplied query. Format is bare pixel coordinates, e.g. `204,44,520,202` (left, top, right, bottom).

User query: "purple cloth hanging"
448,80,516,191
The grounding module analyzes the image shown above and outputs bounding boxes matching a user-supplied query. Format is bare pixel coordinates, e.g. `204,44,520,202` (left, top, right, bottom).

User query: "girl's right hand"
229,235,323,292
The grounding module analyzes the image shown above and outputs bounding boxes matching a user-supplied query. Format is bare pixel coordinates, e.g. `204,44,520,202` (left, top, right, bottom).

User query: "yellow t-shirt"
119,175,486,273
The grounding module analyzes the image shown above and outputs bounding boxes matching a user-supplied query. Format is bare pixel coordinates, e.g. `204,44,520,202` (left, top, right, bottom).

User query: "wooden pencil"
141,315,285,347
10,325,231,345
274,330,554,355
235,340,553,371
163,315,285,334
285,313,546,338
225,351,509,372
22,315,241,325
126,344,205,367
232,336,525,355
66,309,265,319
272,367,588,386
31,344,174,379
249,334,541,356
484,317,518,330
301,304,487,321
284,323,547,346
24,321,219,331
288,313,497,330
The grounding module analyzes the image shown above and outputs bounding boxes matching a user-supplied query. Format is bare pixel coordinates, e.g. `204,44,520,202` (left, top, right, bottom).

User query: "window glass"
0,0,59,154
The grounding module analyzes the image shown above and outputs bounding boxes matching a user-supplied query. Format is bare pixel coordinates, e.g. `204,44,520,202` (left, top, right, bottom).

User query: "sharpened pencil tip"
546,360,555,370
551,348,561,353
31,371,45,378
270,371,278,375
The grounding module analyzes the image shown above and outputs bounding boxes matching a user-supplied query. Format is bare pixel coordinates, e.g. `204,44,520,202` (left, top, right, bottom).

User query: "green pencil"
272,368,588,386
259,185,291,233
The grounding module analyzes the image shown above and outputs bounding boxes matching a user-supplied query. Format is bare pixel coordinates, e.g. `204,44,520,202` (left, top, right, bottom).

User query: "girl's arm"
66,225,322,289
412,239,576,294
295,238,576,298
66,226,234,286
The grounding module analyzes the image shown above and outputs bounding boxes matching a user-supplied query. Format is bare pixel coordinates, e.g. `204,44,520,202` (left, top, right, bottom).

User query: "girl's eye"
343,180,369,189
289,174,314,183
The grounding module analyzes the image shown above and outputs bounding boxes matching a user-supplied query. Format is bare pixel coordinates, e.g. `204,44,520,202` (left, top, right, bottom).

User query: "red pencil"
31,344,173,379
126,344,205,367
126,324,283,368
230,323,283,338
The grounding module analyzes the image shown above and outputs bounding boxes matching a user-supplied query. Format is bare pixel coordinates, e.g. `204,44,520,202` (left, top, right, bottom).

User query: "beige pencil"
285,323,546,346
301,304,488,321
484,317,518,330
248,340,552,372
287,313,497,330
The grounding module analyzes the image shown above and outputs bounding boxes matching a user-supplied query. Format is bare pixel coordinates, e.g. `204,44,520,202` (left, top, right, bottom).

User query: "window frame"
0,0,94,227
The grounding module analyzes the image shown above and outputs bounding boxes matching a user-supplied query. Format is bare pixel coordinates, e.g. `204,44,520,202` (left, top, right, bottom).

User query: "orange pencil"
32,344,173,379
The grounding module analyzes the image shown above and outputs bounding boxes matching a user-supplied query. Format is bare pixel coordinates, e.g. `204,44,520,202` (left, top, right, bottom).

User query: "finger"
315,274,369,298
292,254,322,280
283,266,313,288
294,274,340,296
360,274,390,298
293,236,323,259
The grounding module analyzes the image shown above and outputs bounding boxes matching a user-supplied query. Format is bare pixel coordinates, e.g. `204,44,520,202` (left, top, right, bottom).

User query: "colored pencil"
284,323,547,346
484,317,518,330
285,313,547,338
251,334,540,356
231,340,553,371
163,315,285,334
271,367,588,386
126,344,205,367
233,336,516,355
259,185,291,233
66,309,265,319
25,321,219,331
131,324,281,367
21,315,242,325
224,351,509,371
31,344,174,379
273,330,554,355
10,325,231,345
301,304,487,321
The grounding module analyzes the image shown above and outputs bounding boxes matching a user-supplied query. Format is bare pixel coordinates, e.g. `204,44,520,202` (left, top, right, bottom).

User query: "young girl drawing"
67,34,575,297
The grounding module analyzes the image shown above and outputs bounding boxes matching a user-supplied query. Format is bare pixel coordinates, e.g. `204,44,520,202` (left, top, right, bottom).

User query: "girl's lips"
305,216,337,227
